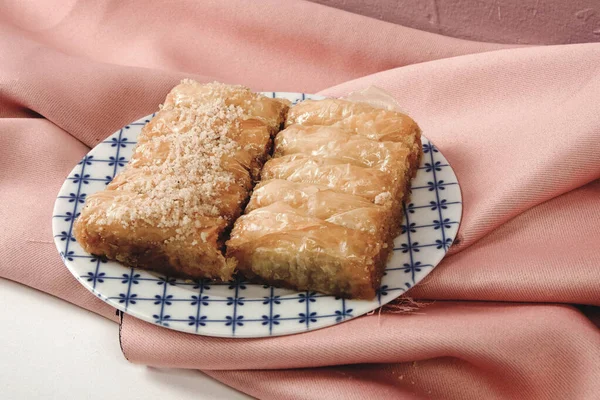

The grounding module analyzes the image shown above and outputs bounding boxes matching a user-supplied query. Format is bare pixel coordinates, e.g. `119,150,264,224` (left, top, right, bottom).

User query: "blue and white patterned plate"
52,92,462,338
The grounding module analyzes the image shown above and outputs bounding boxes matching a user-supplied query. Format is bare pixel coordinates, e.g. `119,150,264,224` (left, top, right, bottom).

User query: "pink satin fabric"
1,1,599,399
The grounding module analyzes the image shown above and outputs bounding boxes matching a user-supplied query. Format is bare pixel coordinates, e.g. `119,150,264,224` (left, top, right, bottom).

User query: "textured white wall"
309,0,600,44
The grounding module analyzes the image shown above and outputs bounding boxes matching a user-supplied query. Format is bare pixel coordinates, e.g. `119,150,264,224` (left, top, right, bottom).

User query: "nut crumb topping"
91,80,266,241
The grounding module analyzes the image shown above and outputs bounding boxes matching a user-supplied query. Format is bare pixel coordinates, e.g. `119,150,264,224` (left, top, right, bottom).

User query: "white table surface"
0,279,251,400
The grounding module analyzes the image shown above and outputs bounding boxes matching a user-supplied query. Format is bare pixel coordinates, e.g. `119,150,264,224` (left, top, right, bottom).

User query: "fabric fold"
123,302,600,399
121,302,600,371
321,43,600,252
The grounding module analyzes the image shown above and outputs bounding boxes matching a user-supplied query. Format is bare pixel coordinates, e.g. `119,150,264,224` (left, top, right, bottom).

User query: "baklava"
74,80,289,281
227,97,422,299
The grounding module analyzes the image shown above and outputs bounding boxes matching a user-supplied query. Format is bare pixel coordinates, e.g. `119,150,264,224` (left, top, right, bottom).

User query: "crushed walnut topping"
90,80,262,240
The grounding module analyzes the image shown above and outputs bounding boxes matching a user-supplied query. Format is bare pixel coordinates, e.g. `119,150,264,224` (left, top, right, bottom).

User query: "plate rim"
52,91,463,338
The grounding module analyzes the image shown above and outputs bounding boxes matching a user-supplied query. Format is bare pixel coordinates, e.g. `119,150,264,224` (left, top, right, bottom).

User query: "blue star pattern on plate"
52,92,462,338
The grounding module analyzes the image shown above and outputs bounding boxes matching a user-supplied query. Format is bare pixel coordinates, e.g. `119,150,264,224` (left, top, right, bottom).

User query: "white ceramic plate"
52,92,462,338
